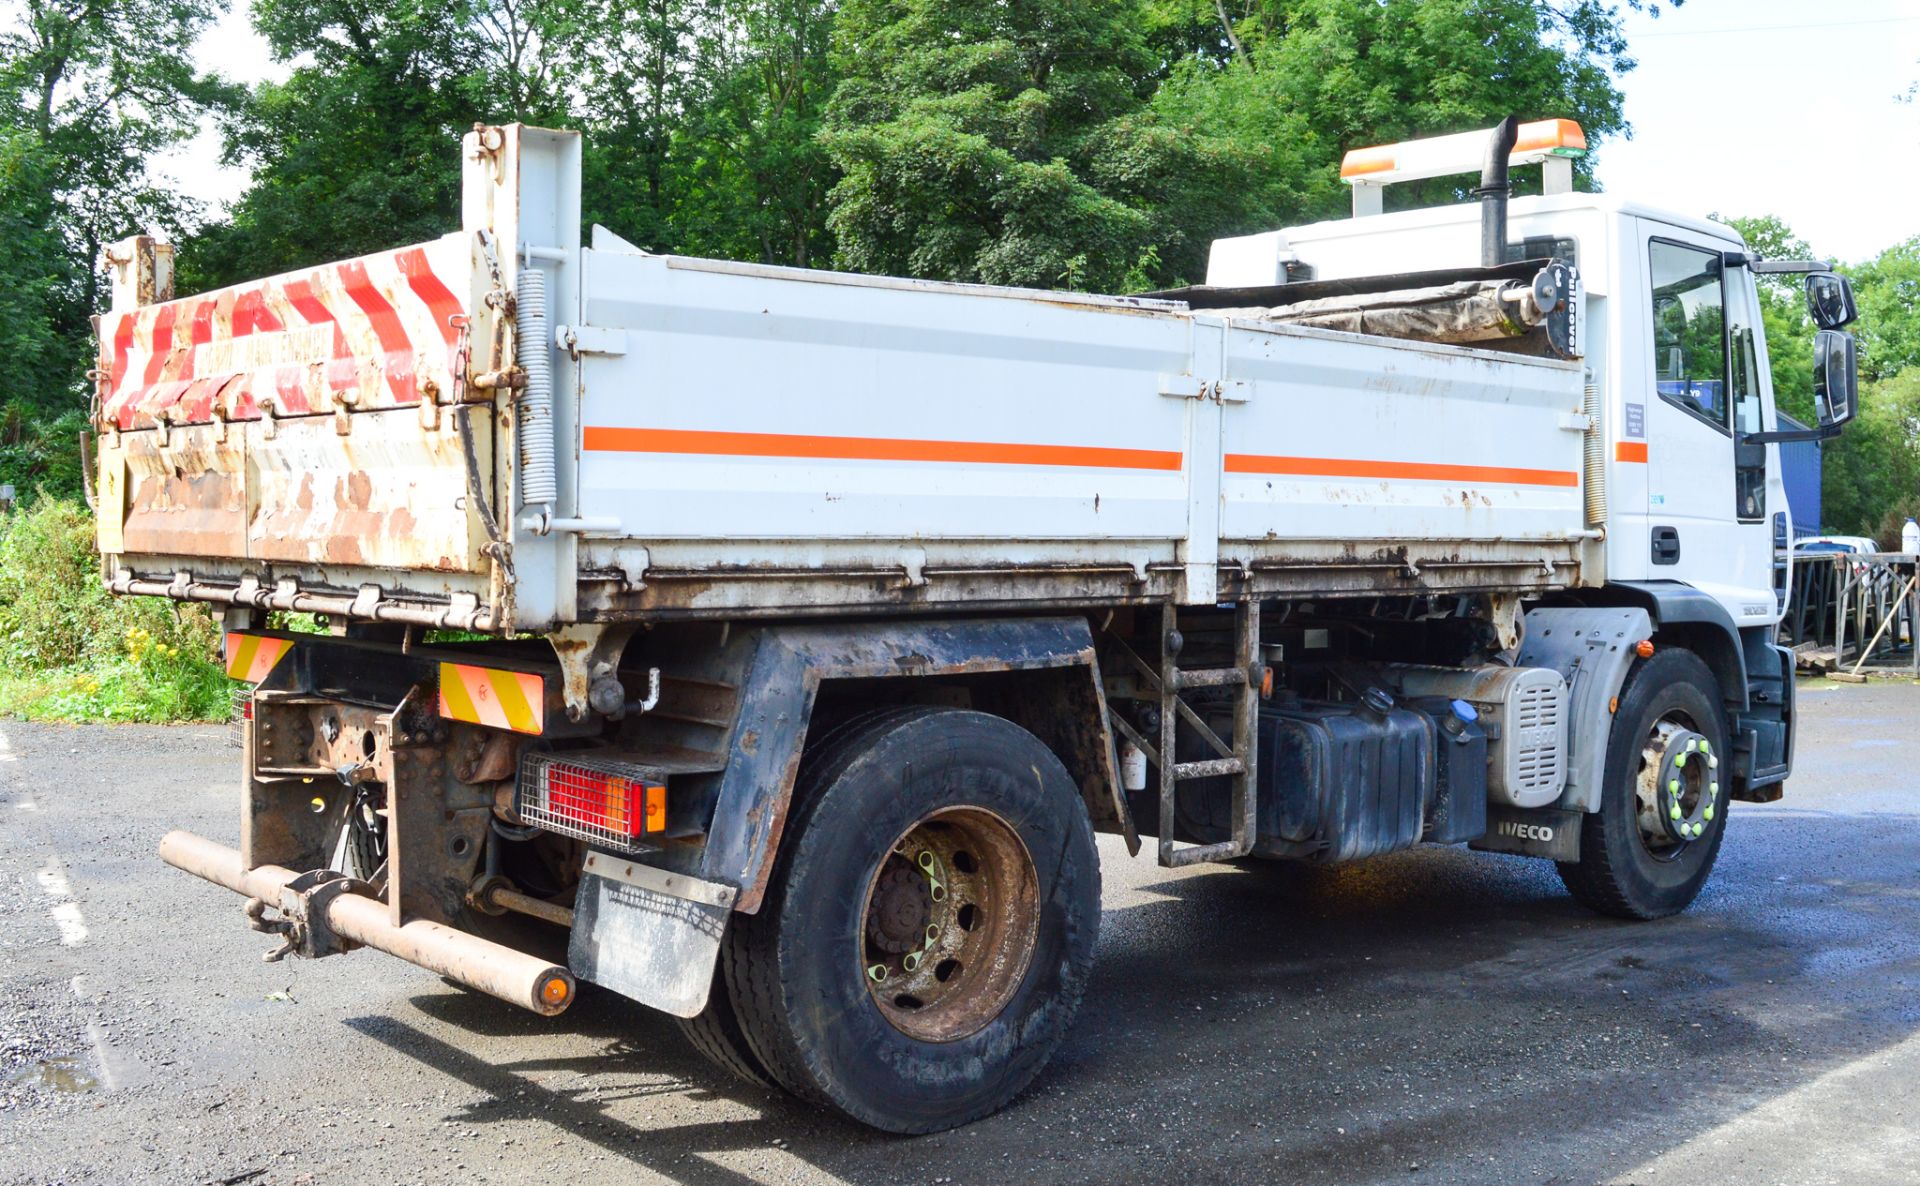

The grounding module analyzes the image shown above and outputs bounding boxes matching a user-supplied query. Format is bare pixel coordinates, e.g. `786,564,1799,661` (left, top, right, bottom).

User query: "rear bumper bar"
158,830,573,1016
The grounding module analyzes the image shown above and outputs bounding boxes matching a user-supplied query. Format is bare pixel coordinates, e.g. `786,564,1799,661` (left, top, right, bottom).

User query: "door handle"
1651,525,1681,566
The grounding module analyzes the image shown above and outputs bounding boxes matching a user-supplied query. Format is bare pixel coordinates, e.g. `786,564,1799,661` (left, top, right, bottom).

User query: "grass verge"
1,498,238,723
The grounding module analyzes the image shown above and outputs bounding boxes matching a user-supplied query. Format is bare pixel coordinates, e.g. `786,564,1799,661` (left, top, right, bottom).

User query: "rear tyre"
723,707,1101,1133
1557,648,1731,919
676,966,773,1088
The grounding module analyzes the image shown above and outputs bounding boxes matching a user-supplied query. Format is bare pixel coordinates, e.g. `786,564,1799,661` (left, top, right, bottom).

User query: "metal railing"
1780,551,1919,674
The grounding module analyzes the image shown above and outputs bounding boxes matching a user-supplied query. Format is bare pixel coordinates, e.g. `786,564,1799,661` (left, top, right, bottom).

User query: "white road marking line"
17,801,37,811
0,727,14,761
36,857,88,947
35,859,71,898
50,903,89,946
1614,1029,1920,1184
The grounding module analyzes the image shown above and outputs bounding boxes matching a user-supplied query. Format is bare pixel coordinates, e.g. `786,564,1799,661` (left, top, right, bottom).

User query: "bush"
0,496,236,722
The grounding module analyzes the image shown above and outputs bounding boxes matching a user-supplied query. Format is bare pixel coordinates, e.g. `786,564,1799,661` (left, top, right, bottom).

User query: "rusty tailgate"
95,233,502,579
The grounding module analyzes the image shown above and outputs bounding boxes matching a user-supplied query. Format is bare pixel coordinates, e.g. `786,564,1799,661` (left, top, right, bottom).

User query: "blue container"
1777,412,1822,534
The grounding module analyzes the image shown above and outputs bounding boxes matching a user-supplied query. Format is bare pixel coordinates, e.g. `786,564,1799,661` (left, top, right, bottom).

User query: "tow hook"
242,869,373,963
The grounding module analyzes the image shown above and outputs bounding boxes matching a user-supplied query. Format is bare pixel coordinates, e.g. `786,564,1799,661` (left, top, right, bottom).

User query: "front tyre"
1557,648,1731,919
723,708,1101,1133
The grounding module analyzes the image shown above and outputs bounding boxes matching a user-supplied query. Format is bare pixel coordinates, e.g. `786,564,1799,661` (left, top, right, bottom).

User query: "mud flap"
566,859,734,1018
1471,806,1583,862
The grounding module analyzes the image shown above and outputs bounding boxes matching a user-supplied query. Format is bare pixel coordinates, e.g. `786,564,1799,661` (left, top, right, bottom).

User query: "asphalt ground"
2,679,1917,1186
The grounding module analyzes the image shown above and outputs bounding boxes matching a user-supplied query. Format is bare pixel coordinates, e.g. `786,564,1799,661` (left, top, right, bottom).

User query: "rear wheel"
676,966,773,1088
1558,648,1731,919
723,708,1100,1133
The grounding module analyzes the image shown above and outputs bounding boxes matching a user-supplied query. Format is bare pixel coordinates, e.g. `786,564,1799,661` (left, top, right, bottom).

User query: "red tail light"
515,752,666,851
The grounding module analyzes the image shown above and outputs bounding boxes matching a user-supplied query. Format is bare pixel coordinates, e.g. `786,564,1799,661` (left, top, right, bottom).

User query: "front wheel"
723,708,1101,1133
1558,647,1731,919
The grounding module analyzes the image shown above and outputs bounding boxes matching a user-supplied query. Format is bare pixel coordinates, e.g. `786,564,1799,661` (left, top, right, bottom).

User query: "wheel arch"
701,616,1128,916
1592,580,1750,710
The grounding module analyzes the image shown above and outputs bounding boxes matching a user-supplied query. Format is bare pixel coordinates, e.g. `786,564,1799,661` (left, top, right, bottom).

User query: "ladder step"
1171,667,1247,690
1161,838,1247,868
1174,757,1246,779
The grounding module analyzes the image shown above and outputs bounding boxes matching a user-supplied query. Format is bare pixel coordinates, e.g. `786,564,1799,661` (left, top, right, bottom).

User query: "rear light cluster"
515,751,667,852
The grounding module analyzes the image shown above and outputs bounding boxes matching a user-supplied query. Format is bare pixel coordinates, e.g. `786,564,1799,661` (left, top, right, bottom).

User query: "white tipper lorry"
99,117,1861,1131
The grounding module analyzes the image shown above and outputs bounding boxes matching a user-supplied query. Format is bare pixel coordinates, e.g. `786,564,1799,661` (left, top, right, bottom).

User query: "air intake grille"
1511,679,1565,799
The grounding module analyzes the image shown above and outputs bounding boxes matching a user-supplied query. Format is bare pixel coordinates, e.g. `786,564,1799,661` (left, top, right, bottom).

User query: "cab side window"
1649,241,1728,430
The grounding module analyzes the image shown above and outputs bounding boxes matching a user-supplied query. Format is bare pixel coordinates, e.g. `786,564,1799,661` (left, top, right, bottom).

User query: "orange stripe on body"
1615,441,1648,463
1225,453,1580,488
583,427,1183,472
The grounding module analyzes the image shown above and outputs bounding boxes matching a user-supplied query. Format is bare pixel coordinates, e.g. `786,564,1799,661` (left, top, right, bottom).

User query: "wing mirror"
1814,329,1857,427
1806,272,1858,330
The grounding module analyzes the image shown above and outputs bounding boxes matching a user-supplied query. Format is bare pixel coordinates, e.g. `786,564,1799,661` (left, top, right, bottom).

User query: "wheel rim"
859,806,1039,1043
1633,715,1722,862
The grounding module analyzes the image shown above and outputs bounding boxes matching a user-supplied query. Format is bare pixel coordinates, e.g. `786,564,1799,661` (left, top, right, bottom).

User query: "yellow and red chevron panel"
224,633,295,683
96,236,470,432
437,662,546,735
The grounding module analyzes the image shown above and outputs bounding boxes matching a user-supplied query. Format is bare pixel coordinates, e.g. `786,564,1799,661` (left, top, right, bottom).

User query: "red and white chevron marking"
97,234,472,432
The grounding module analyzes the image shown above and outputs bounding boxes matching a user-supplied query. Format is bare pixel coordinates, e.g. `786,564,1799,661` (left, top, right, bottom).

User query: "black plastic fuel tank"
1405,696,1489,844
1158,692,1466,862
1252,694,1434,862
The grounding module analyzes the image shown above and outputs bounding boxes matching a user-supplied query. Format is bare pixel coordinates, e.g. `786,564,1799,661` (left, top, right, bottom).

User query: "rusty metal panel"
247,410,490,573
120,423,247,558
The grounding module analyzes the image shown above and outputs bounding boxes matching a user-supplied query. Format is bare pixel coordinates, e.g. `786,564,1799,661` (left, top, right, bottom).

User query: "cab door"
1634,222,1777,623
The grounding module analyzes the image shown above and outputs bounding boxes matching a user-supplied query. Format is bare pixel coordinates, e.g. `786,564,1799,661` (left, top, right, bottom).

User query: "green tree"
0,0,224,498
822,0,1169,290
670,0,838,266
1822,369,1920,542
1152,0,1646,223
1718,214,1817,425
1849,236,1920,383
564,0,719,253
188,0,840,277
822,0,1655,293
182,0,483,291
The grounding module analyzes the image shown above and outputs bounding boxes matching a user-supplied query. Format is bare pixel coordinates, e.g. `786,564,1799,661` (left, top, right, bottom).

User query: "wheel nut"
925,923,940,943
867,964,889,983
1670,804,1682,820
903,952,921,972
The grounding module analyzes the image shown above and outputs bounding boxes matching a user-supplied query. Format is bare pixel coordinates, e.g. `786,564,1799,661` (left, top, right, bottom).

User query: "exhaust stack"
1477,116,1520,269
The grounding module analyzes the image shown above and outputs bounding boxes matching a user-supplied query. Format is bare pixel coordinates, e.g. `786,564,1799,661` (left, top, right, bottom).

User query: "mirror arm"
1740,424,1842,446
1751,258,1836,275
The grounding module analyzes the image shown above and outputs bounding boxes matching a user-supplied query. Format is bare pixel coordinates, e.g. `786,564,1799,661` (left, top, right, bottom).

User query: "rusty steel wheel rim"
859,807,1040,1043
